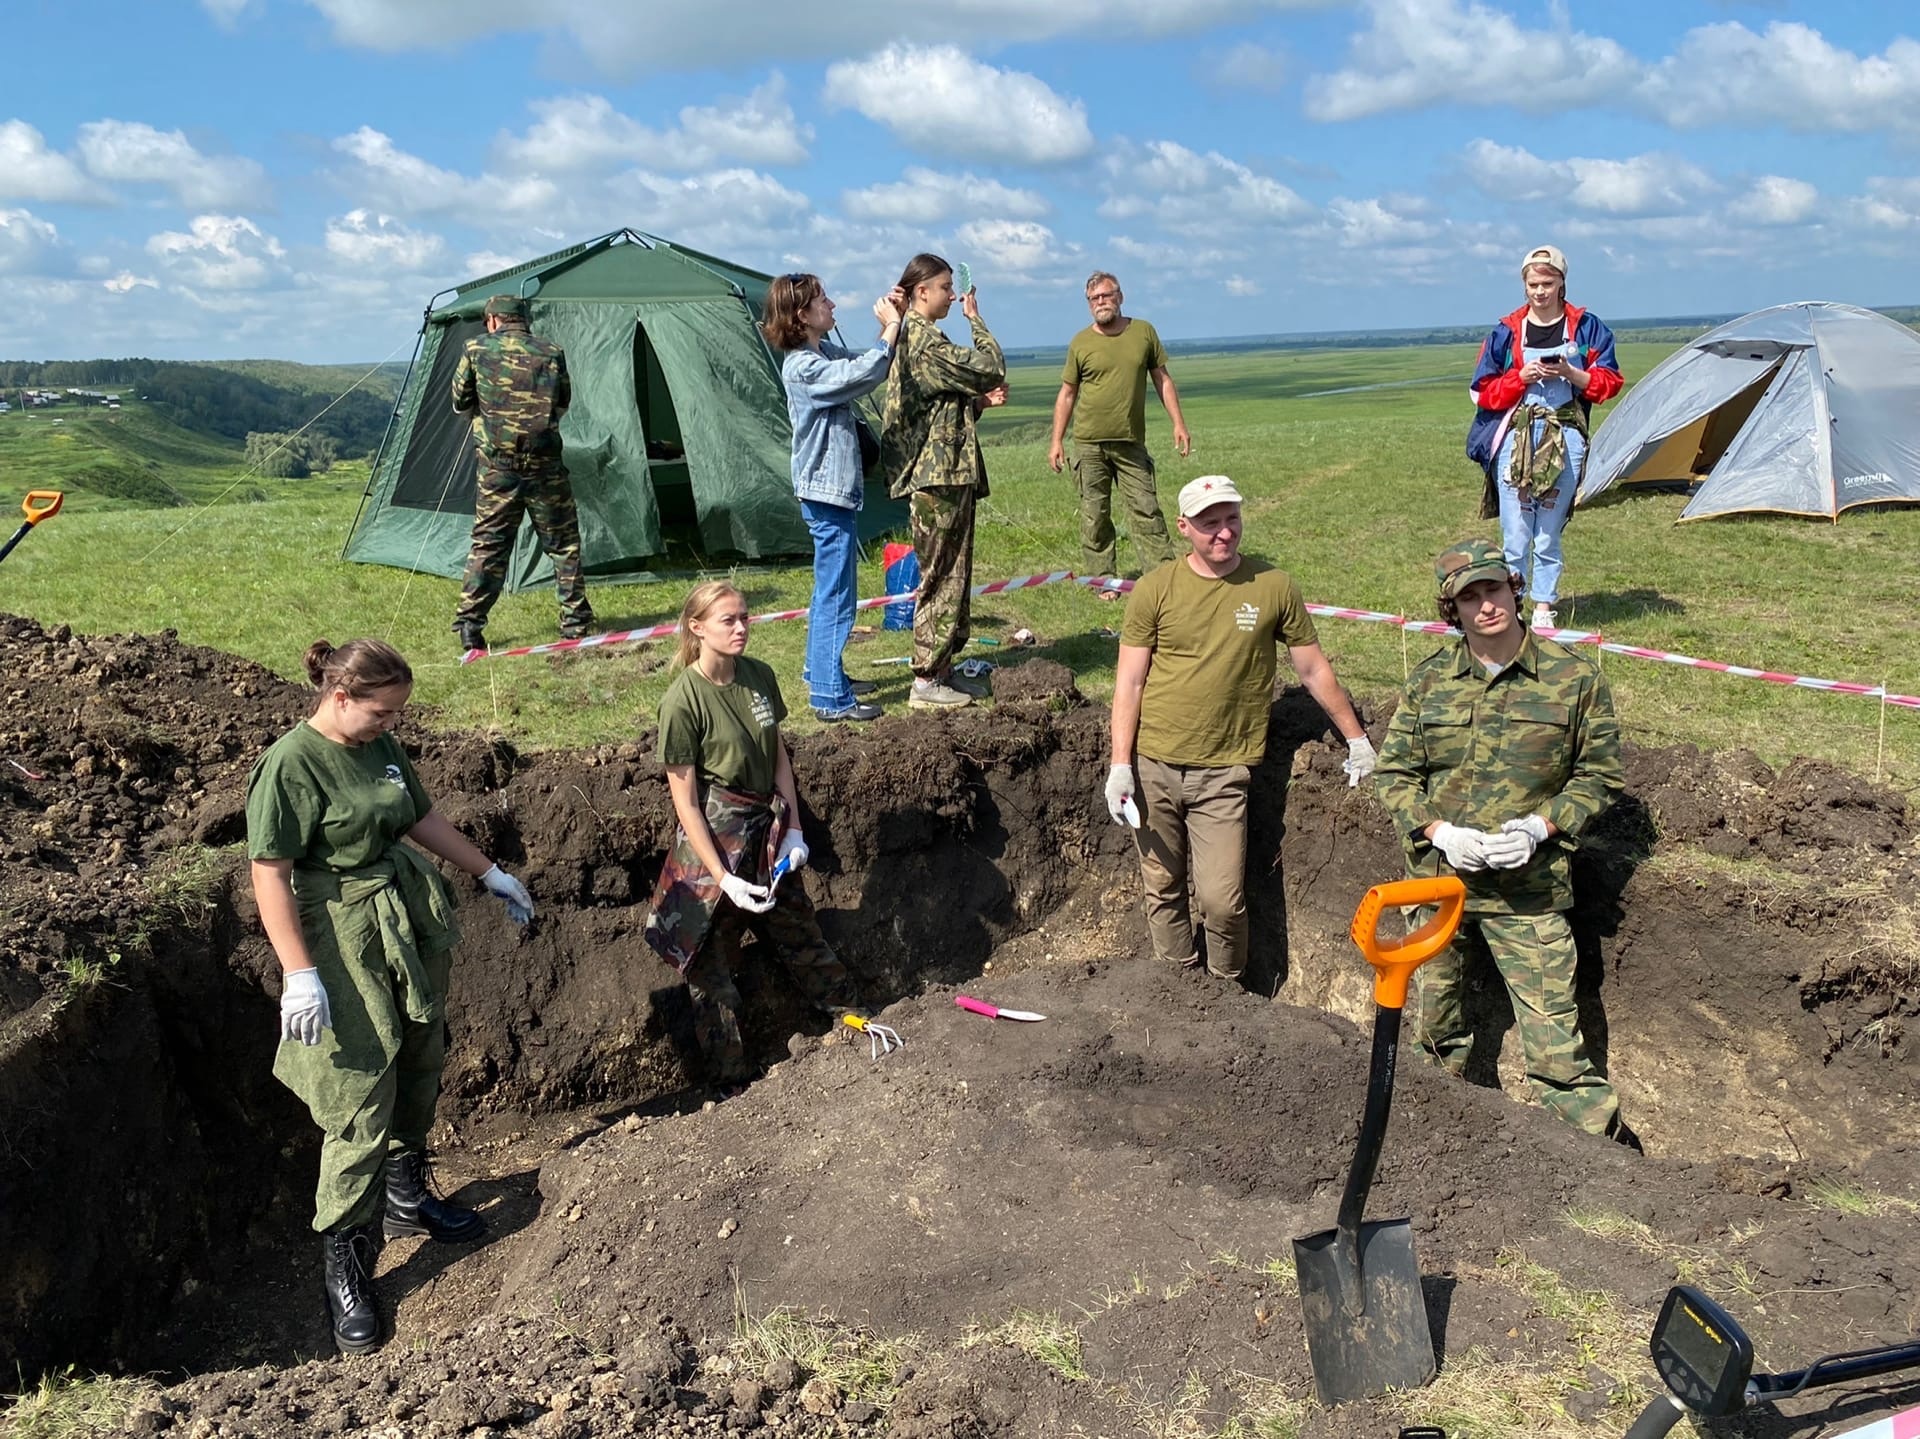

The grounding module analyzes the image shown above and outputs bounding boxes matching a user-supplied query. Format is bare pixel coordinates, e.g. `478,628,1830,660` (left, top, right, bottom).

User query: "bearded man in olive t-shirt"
1104,476,1377,985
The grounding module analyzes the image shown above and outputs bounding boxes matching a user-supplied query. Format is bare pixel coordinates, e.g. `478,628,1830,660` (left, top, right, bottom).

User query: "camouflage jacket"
881,310,1005,500
1374,632,1622,914
642,785,789,974
452,321,571,466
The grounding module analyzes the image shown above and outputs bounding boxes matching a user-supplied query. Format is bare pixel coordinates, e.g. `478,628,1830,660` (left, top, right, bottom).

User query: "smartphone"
956,261,973,296
1541,354,1565,366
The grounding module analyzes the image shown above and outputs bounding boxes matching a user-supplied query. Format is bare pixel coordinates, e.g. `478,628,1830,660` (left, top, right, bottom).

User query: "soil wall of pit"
1,617,1915,1384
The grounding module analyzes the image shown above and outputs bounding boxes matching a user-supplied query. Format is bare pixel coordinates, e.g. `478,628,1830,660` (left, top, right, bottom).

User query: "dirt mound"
3,615,1918,1439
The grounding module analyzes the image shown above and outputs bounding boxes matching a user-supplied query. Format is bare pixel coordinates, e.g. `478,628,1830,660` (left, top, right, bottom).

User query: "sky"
3,0,1917,363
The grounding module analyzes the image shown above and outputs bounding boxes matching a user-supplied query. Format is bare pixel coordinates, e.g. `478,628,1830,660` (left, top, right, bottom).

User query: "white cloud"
325,210,449,270
1306,0,1637,121
825,45,1093,165
1209,40,1288,93
1639,22,1920,133
145,214,286,290
296,0,1324,72
332,126,560,223
0,209,61,274
1099,140,1315,234
103,271,160,294
1224,274,1262,296
954,219,1075,274
604,168,812,252
841,167,1049,225
1325,196,1438,246
1728,176,1820,227
0,120,110,204
494,81,810,174
199,0,256,22
1460,139,1717,217
75,121,268,209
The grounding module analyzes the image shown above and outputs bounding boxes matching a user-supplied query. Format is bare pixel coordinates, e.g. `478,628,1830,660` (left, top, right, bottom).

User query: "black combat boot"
454,621,486,654
384,1148,486,1243
1606,1114,1645,1155
321,1223,383,1355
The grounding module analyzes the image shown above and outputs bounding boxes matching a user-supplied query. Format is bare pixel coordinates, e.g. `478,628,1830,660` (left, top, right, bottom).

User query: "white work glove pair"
1430,816,1550,873
481,863,535,925
720,873,775,913
280,968,330,1046
1483,814,1550,869
1104,764,1141,827
1342,736,1377,788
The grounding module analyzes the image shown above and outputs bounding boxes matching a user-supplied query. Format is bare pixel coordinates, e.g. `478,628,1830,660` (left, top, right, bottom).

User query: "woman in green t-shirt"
245,637,535,1355
642,582,862,1088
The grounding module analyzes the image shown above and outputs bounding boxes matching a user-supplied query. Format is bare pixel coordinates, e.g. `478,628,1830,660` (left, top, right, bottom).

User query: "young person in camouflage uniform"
247,638,536,1354
880,252,1008,711
450,292,593,653
642,582,863,1086
1374,537,1641,1150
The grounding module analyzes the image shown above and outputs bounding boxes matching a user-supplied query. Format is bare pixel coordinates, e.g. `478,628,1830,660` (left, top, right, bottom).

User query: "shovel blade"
1292,1218,1435,1407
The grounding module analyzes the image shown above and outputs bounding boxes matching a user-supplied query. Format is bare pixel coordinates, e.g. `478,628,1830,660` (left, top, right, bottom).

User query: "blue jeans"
1495,424,1583,606
800,498,859,712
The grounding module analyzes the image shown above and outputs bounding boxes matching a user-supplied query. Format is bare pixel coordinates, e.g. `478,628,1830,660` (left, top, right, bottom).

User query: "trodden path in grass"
1,615,1916,1438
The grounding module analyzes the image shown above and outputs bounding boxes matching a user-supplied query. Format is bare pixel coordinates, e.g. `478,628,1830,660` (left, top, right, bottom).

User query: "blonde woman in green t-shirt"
642,582,862,1089
246,637,534,1355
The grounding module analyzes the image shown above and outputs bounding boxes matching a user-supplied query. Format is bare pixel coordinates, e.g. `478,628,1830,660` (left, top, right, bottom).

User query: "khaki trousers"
1132,755,1251,980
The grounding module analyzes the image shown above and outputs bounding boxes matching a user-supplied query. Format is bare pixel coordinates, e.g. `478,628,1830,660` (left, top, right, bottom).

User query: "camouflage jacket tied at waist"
288,843,461,1033
1374,632,1622,914
452,322,572,466
881,310,1005,500
642,785,791,974
1505,399,1588,499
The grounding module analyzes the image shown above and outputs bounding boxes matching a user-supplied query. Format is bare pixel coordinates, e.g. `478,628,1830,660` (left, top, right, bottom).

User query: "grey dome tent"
345,229,900,587
1576,301,1920,522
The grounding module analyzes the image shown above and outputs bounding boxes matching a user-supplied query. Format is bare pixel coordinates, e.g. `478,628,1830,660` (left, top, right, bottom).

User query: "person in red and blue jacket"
1465,244,1622,631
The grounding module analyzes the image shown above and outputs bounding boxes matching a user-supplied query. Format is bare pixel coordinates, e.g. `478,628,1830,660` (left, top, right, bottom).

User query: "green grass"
0,403,271,508
1,1367,158,1438
2,343,1918,791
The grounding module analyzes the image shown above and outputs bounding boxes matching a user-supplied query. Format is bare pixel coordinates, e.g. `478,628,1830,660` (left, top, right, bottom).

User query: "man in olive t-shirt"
1048,271,1193,582
1105,476,1376,985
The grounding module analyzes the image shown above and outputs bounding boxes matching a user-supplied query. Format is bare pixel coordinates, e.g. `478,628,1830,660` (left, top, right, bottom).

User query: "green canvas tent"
345,229,900,588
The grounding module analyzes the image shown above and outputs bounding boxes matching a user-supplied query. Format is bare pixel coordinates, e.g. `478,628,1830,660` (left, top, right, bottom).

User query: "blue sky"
2,0,1915,362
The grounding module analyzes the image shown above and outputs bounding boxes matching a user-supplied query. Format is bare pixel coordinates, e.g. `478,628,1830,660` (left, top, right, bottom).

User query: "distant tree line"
0,358,392,457
244,431,337,478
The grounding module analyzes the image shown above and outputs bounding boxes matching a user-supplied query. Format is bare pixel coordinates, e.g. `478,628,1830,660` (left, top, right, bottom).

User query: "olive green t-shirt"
1123,557,1319,767
656,656,789,795
1062,319,1171,444
245,722,432,871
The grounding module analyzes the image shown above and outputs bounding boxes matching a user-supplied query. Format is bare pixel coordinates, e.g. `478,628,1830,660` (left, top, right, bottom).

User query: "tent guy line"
459,566,1920,713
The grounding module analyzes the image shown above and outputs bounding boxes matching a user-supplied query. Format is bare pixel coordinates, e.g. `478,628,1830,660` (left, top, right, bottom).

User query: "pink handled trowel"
954,995,1047,1022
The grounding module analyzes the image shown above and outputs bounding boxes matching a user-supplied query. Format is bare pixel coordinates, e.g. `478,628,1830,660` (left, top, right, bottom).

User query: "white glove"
1104,764,1140,827
481,863,534,925
1430,822,1495,873
776,830,810,874
1342,736,1377,788
1484,814,1551,869
280,967,330,1046
720,873,775,913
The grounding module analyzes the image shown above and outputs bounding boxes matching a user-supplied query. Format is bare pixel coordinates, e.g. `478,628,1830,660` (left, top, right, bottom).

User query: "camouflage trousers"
1413,908,1618,1135
455,459,592,630
1073,441,1176,578
909,485,976,681
683,882,860,1083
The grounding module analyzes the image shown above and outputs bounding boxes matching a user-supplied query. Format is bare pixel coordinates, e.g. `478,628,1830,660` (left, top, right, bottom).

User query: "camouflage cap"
1435,537,1512,599
483,293,529,321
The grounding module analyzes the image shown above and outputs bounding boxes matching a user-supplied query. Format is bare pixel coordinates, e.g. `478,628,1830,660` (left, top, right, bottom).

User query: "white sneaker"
1532,603,1557,631
908,678,972,710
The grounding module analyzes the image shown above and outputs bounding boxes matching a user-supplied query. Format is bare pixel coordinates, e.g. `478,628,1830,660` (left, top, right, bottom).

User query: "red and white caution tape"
461,567,1920,710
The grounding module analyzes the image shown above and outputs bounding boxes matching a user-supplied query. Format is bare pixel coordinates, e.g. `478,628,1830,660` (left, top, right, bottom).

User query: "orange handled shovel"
1292,875,1466,1407
0,491,63,566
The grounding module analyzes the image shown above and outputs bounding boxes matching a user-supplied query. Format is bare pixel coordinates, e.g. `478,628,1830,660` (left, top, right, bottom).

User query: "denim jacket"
781,340,892,510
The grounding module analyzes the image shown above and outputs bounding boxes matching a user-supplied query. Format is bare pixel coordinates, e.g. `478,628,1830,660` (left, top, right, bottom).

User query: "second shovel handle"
1349,876,1467,1008
22,491,62,525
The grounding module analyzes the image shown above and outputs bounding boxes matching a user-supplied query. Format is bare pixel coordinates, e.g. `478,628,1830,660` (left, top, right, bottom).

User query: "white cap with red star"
1177,474,1244,518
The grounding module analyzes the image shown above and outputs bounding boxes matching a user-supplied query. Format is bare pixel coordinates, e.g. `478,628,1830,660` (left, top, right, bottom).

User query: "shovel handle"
1349,876,1467,1009
22,491,63,525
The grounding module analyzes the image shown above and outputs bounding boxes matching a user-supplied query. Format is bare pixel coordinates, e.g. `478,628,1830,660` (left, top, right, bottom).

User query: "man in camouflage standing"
1374,537,1640,1150
450,293,593,653
882,253,1007,711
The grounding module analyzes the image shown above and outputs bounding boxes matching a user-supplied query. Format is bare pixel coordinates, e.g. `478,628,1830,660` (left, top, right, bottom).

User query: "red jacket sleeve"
1470,324,1526,412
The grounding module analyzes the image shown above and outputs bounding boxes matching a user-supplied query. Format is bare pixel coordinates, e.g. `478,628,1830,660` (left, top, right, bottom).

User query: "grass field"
2,339,1917,796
